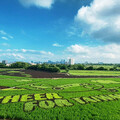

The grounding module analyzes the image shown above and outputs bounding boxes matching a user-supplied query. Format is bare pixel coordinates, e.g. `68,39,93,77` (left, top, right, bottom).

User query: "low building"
30,63,37,65
6,64,11,67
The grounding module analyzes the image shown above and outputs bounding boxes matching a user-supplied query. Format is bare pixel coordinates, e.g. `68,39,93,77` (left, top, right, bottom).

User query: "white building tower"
69,58,74,65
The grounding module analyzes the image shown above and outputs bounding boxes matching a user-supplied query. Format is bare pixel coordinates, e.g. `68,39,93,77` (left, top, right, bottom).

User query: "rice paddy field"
69,70,120,76
0,78,120,120
0,69,120,120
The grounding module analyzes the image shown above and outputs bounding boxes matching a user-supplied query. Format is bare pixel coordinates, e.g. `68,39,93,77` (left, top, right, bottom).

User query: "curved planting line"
52,83,104,93
0,86,26,91
30,84,51,90
2,81,119,93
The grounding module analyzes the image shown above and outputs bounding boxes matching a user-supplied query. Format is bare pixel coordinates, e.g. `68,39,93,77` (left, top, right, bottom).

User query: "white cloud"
13,49,19,52
40,51,54,56
19,49,54,56
0,30,13,40
12,53,25,59
9,35,14,39
53,43,62,47
0,30,7,35
0,53,24,60
6,49,12,52
75,0,120,43
67,44,120,63
0,49,54,62
1,37,8,40
21,49,27,53
2,43,10,47
67,44,89,54
19,0,55,9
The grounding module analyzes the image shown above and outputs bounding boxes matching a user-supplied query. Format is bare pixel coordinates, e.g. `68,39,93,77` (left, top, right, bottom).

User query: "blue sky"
0,0,120,63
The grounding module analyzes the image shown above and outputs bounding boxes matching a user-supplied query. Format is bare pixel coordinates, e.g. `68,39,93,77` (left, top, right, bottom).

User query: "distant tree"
65,68,69,73
47,67,60,72
58,65,67,70
96,67,107,71
26,64,60,72
49,64,56,67
27,65,38,70
10,62,29,68
0,63,7,68
116,64,120,67
86,66,94,70
109,67,117,71
77,64,85,70
109,68,114,71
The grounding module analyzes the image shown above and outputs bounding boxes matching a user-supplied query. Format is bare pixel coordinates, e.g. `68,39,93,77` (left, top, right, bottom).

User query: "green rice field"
0,73,120,120
68,70,120,76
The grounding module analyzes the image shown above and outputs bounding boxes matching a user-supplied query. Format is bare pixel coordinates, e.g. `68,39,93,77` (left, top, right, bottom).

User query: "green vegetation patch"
24,99,73,112
0,69,31,78
16,80,32,82
1,75,120,120
72,93,120,104
91,80,120,84
69,70,120,76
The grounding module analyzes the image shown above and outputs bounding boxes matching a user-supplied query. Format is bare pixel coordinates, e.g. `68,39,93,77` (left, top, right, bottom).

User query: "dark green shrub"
10,62,29,68
77,65,85,70
26,64,60,72
86,66,94,70
0,63,7,68
65,68,69,73
96,67,107,71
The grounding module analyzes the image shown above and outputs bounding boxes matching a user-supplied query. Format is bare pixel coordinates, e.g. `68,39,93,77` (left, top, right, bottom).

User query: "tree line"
0,62,60,72
0,62,120,72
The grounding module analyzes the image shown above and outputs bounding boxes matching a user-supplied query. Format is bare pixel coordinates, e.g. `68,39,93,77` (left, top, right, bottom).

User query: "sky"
0,0,120,63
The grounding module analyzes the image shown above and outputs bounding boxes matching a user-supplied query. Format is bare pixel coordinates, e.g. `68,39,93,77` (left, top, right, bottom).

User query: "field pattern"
0,74,120,120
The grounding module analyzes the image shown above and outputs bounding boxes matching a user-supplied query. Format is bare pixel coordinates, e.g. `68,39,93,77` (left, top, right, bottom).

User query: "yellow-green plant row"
68,70,120,76
0,75,120,120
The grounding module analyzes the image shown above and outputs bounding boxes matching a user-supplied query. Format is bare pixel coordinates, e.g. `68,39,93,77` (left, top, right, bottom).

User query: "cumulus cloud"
10,53,25,59
0,53,25,60
40,51,54,56
19,49,54,56
1,37,8,40
0,49,54,62
0,30,7,35
1,43,10,47
19,0,55,8
67,44,89,54
53,43,62,47
0,30,13,40
21,49,27,53
9,35,14,39
67,44,120,63
75,0,120,43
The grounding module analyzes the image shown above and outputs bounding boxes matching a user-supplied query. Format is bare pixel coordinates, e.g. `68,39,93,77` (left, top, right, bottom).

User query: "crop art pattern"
1,92,120,112
0,93,73,112
0,80,120,112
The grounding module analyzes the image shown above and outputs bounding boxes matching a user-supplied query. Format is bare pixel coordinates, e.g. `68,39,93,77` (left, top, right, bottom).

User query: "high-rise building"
69,58,74,65
60,59,66,64
2,60,7,64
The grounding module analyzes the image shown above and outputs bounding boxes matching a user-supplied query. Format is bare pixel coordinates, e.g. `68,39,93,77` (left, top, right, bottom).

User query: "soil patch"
0,86,10,89
0,69,119,78
23,70,120,78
